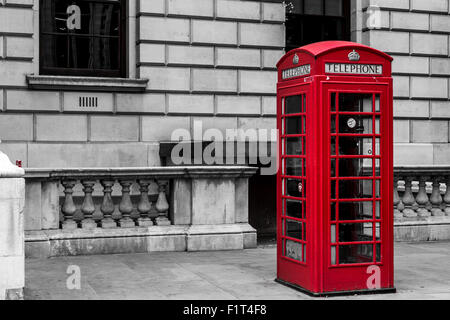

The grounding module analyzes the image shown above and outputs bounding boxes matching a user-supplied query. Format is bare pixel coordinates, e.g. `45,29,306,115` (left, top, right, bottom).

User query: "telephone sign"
276,41,395,296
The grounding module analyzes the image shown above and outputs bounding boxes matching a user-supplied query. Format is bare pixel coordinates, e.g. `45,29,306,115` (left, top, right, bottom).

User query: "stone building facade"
0,0,283,168
0,0,449,243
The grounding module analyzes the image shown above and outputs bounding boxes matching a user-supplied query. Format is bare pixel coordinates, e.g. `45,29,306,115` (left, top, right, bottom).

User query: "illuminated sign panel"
325,63,383,75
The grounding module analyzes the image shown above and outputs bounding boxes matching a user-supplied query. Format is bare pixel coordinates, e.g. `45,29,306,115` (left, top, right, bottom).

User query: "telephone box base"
275,279,396,297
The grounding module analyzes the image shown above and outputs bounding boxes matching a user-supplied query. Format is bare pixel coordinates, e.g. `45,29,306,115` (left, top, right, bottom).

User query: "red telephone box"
276,41,395,296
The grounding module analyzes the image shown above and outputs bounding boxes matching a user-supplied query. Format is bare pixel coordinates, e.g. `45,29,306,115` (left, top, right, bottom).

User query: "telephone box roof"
276,41,393,68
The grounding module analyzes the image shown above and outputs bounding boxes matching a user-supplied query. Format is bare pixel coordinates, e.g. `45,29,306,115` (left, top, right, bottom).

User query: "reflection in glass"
339,244,373,264
304,0,323,15
339,137,373,156
286,158,303,176
339,158,372,177
286,200,302,219
339,179,373,199
339,93,373,112
286,240,303,262
286,179,304,198
339,223,373,242
376,244,381,262
338,115,374,134
325,0,343,16
338,201,373,220
286,117,302,135
285,95,302,114
287,220,302,240
287,138,303,155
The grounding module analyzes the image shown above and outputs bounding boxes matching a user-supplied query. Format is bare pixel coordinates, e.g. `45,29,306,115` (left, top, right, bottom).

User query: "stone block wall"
355,0,450,166
0,0,283,169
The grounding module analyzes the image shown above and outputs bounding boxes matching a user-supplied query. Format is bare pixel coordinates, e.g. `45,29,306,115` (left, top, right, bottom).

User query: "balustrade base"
394,216,450,242
155,217,171,226
81,219,97,230
24,223,257,259
61,221,78,230
137,218,154,227
101,218,117,229
118,218,136,228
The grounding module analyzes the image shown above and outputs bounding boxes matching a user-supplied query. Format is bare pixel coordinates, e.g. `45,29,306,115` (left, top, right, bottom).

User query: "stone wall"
0,0,283,168
354,0,450,166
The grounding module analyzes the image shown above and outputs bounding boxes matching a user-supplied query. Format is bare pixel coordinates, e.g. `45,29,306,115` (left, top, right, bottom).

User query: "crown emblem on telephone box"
348,50,360,61
293,54,300,65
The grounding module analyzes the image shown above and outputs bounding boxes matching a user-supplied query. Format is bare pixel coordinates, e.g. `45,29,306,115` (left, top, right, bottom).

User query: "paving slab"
24,242,450,300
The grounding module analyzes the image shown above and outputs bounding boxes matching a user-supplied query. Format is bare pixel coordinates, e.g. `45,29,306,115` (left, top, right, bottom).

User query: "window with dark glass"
40,0,125,77
284,0,351,52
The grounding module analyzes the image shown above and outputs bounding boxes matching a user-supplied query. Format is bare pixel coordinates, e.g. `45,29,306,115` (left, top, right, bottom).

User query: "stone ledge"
26,75,149,93
394,216,450,242
25,223,257,258
24,166,258,180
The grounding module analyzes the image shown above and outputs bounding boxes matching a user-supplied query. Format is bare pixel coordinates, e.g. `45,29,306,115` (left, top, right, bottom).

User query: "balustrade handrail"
24,166,259,180
395,166,450,176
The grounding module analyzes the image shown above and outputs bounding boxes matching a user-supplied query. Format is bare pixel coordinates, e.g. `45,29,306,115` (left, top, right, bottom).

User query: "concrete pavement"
24,241,450,300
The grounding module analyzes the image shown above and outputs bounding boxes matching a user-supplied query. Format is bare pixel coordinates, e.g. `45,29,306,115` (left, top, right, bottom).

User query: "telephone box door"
277,83,313,290
323,82,393,292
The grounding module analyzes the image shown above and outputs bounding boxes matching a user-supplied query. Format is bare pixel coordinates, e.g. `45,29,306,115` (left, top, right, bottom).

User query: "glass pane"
305,0,323,15
286,158,303,176
339,244,373,264
339,158,373,177
286,137,303,155
286,179,304,198
325,0,342,16
286,117,302,135
376,244,381,262
285,95,302,114
40,0,121,72
338,201,374,221
331,93,336,112
339,93,373,113
331,137,336,155
331,246,337,265
286,220,302,240
287,0,304,14
339,179,373,199
339,137,374,156
286,240,303,262
286,200,302,219
339,223,374,242
331,224,336,243
331,202,337,220
338,115,375,134
375,94,381,112
331,159,336,177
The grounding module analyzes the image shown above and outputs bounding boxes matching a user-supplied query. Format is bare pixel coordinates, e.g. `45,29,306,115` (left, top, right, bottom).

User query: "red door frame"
320,80,394,293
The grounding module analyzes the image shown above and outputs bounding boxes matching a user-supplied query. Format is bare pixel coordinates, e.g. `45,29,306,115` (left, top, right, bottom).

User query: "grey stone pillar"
0,150,25,300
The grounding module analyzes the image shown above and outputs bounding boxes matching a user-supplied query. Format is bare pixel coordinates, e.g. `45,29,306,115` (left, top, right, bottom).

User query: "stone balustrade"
394,166,450,220
24,166,258,257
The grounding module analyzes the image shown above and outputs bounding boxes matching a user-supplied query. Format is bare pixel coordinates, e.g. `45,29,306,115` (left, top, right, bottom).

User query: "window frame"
39,0,127,78
285,0,351,52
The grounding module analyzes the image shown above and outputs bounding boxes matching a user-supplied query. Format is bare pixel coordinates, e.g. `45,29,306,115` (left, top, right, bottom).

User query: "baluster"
430,177,444,216
100,179,117,228
80,180,98,229
402,177,417,218
444,176,450,216
61,180,78,230
155,180,171,226
137,179,154,227
416,176,431,217
393,176,402,219
119,179,136,228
